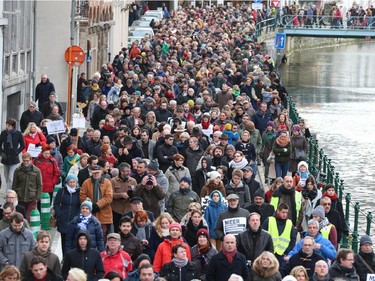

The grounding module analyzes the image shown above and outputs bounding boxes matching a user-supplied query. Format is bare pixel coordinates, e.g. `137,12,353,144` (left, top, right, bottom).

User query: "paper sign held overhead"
46,120,65,135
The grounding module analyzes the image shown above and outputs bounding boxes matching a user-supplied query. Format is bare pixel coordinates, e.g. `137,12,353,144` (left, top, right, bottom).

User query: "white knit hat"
207,171,221,181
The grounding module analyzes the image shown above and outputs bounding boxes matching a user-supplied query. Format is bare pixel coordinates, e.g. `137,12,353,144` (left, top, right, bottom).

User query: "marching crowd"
0,3,374,281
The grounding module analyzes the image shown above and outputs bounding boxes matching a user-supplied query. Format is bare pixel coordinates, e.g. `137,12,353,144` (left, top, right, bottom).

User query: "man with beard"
211,146,228,169
134,160,148,184
165,154,191,200
155,101,173,123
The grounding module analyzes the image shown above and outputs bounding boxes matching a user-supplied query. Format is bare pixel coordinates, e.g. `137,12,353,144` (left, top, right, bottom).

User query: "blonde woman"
67,268,87,281
0,265,21,281
149,213,174,261
290,266,309,281
250,251,282,281
22,122,47,153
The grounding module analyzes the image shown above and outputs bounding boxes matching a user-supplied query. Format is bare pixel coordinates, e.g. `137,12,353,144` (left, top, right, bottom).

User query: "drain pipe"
32,0,37,101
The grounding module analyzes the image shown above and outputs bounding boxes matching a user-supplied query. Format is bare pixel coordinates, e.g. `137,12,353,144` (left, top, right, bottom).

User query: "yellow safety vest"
320,224,333,240
268,216,293,255
270,192,302,221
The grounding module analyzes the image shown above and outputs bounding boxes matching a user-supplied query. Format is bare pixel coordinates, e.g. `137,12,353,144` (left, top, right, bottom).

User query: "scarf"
276,135,290,147
67,154,80,166
302,187,318,201
29,132,37,139
78,213,92,230
161,228,170,237
222,248,237,263
279,185,298,224
263,130,275,146
6,129,15,149
198,242,211,255
91,84,100,91
134,220,151,240
201,119,211,129
172,258,188,268
51,147,58,155
319,217,330,229
322,192,338,201
229,157,248,169
66,184,77,194
92,177,102,203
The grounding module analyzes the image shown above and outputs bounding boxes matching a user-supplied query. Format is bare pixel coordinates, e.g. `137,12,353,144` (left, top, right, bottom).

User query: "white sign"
73,117,86,128
46,120,65,135
223,217,247,236
252,3,263,9
27,144,42,158
367,274,375,281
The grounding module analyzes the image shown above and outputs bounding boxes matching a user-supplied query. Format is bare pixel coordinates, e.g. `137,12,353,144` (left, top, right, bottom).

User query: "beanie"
196,228,210,240
81,198,93,212
253,188,265,199
134,254,151,268
297,161,309,170
46,136,56,145
207,171,221,181
179,176,192,185
224,123,232,130
312,205,325,219
65,174,78,183
147,160,159,171
360,235,373,246
169,222,182,232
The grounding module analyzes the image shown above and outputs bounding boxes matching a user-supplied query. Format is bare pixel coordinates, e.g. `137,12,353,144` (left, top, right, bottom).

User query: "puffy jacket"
34,154,60,193
159,260,198,281
153,238,192,273
12,164,42,202
250,253,282,281
329,261,360,281
54,186,81,234
204,190,228,238
100,247,133,279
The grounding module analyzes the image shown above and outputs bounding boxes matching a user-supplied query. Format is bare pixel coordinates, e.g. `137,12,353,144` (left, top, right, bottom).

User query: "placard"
223,217,247,236
367,274,375,281
73,117,86,128
27,144,42,158
46,120,65,135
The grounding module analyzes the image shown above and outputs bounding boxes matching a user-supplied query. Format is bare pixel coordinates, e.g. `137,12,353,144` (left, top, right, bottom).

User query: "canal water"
280,42,375,221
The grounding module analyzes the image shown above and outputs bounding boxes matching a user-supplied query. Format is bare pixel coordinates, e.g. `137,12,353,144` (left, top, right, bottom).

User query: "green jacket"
12,164,42,202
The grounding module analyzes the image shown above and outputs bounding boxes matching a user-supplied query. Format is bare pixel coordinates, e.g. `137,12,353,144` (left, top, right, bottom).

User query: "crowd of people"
0,3,373,281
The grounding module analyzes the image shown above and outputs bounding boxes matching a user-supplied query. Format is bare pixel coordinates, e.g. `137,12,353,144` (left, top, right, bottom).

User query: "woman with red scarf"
272,130,291,178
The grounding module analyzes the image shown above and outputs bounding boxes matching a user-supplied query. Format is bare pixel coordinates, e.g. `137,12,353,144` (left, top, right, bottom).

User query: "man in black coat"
61,230,105,280
247,188,274,225
242,166,261,203
155,134,179,172
0,118,25,191
24,256,63,281
41,92,64,118
78,155,98,187
118,135,143,166
91,100,109,130
354,235,375,281
20,102,44,132
206,234,248,281
35,74,55,109
59,128,84,159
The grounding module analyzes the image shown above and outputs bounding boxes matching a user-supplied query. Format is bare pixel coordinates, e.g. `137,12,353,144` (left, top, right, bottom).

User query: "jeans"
3,164,17,191
275,161,289,178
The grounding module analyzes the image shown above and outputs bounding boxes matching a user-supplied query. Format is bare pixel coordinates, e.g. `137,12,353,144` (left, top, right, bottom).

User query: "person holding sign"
22,122,46,153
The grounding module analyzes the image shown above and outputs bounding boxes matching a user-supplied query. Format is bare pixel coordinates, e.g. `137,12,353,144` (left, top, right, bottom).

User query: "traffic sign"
275,33,286,49
64,45,85,66
272,0,280,7
86,55,92,63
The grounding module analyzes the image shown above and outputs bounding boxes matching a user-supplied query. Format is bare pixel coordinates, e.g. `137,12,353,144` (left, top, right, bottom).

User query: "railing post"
338,180,344,201
322,154,327,175
366,212,373,236
334,173,339,193
330,166,335,185
313,139,319,168
327,159,332,184
318,149,324,172
352,202,360,253
308,138,313,169
341,192,351,249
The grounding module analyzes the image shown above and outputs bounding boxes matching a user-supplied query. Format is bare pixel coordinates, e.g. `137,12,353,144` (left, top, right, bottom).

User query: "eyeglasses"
323,203,331,206
345,258,354,261
303,244,313,246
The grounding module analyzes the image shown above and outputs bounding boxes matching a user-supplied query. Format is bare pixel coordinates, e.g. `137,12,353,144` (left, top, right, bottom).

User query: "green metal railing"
287,96,374,252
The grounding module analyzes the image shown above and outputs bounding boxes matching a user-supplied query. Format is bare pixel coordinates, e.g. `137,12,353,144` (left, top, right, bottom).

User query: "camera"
146,174,153,185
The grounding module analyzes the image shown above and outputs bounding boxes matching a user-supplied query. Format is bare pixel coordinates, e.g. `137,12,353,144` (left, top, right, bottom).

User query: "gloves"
283,148,287,152
92,204,100,213
35,143,41,147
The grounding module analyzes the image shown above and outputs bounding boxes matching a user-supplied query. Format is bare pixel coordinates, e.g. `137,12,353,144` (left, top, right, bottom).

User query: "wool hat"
282,276,297,281
312,205,325,219
267,121,275,127
70,128,78,136
360,235,373,246
169,222,182,232
187,100,195,107
65,174,78,183
180,176,192,185
134,254,151,268
297,161,309,170
46,136,56,145
196,228,210,240
224,123,232,130
107,233,121,240
253,188,265,199
41,144,51,153
147,160,159,171
81,199,93,212
292,125,301,132
207,171,221,181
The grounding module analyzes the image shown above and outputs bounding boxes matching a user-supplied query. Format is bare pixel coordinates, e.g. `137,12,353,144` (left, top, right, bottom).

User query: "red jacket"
153,237,191,272
33,154,60,193
101,247,132,279
23,132,47,153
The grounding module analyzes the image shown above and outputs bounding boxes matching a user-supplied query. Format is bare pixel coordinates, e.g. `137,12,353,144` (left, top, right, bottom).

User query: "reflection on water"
280,42,375,215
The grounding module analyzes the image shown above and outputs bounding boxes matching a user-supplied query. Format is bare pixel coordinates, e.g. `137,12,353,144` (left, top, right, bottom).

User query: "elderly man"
354,235,375,281
41,91,64,118
35,74,55,109
206,234,248,281
20,101,44,132
311,260,330,281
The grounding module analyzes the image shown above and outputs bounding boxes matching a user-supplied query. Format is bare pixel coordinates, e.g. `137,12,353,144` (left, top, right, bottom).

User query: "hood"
252,256,279,277
297,161,308,171
209,190,224,205
75,229,91,250
201,156,212,169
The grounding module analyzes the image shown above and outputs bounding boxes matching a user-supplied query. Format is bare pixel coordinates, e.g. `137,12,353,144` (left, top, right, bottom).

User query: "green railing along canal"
287,97,374,253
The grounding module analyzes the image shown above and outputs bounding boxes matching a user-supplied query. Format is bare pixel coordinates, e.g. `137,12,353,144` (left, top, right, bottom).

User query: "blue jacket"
65,214,105,253
251,110,273,134
204,191,228,238
287,232,336,261
54,186,81,234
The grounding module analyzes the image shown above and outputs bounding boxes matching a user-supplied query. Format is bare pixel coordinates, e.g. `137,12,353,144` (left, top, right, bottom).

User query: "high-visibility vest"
270,192,302,221
268,216,293,255
320,224,334,240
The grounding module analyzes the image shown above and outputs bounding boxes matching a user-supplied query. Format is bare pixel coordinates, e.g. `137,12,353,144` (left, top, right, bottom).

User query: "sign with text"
27,144,42,158
46,120,65,135
223,217,247,235
367,274,375,281
73,117,86,128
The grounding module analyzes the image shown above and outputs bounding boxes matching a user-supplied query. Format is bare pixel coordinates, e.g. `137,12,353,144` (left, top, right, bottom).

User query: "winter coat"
23,132,47,153
35,79,55,108
204,190,228,238
165,165,191,199
23,268,63,281
51,148,64,171
133,183,166,218
61,230,104,280
225,180,251,208
101,247,133,279
0,129,25,165
201,180,226,198
252,110,273,135
168,188,200,222
246,203,275,225
137,139,156,160
153,237,192,273
20,110,44,132
250,255,282,281
284,249,325,278
159,260,198,281
13,164,42,202
236,228,274,262
191,244,218,280
206,250,249,281
80,176,113,224
54,186,81,234
287,232,336,262
184,146,205,178
235,141,257,163
65,214,104,253
329,261,360,281
214,207,250,240
33,154,60,193
354,251,375,281
0,227,35,270
148,228,167,262
59,137,84,159
183,218,207,247
131,220,154,254
19,247,61,278
272,140,292,163
110,176,137,215
155,143,179,172
120,232,142,261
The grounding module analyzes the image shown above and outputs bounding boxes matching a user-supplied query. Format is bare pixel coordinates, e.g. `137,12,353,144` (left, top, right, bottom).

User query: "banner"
46,120,65,135
223,217,247,236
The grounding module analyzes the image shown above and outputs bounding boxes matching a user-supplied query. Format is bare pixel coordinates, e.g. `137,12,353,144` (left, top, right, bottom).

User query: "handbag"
295,148,306,160
49,189,65,228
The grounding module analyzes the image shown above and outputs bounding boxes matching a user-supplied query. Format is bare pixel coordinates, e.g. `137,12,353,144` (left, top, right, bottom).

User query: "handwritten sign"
27,144,42,158
367,274,375,281
46,120,65,135
73,117,86,128
223,217,247,236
